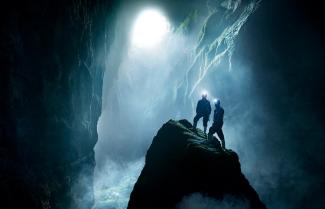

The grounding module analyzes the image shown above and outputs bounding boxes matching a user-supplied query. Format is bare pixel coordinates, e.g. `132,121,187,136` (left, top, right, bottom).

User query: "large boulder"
127,119,267,209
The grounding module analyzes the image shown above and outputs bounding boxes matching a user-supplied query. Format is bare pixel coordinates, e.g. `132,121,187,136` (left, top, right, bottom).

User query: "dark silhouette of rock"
127,119,267,209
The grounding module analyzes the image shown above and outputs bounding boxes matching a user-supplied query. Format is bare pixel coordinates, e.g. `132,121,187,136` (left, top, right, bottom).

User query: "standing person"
193,92,212,134
208,99,225,149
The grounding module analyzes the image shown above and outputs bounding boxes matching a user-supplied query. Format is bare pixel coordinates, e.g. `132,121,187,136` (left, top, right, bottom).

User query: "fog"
94,0,324,209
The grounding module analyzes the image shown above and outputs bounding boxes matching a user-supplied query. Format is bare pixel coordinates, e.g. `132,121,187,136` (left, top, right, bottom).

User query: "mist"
94,0,325,209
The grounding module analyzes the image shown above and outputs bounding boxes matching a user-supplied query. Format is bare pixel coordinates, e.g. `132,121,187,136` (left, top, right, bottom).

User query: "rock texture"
0,1,116,208
127,119,267,209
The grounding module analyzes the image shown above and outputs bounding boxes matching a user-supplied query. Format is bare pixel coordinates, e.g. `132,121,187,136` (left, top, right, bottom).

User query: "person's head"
214,99,221,108
202,92,208,99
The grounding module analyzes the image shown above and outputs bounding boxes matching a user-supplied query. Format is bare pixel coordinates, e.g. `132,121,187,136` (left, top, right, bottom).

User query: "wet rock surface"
0,1,115,208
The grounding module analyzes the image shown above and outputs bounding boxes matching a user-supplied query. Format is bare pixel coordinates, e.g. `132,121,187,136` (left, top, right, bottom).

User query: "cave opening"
94,5,180,208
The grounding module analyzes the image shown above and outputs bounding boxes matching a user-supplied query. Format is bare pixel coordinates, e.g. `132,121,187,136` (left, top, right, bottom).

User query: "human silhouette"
193,92,212,134
208,99,225,149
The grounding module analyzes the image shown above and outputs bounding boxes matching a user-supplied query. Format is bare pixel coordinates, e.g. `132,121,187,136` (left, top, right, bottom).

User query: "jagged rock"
127,119,267,209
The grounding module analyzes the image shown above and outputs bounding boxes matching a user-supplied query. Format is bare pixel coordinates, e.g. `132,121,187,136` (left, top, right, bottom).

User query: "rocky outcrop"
127,120,267,209
0,1,116,208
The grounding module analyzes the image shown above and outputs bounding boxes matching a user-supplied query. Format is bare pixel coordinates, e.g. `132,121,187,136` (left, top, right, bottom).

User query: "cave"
1,0,324,209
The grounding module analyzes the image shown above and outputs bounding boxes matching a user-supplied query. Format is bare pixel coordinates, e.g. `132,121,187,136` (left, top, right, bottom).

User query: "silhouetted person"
193,92,212,133
208,99,225,149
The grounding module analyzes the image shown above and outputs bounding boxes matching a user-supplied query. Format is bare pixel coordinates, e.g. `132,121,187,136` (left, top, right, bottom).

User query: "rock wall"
0,0,116,208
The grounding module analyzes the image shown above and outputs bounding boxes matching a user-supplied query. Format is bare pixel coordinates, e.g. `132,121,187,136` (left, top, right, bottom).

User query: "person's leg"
193,114,201,129
203,115,209,134
208,125,216,140
216,127,225,149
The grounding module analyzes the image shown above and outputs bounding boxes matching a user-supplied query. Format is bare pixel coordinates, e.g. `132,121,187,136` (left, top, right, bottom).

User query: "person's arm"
221,108,224,120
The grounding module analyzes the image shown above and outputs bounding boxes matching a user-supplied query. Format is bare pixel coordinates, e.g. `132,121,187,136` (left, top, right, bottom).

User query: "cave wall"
0,0,116,208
